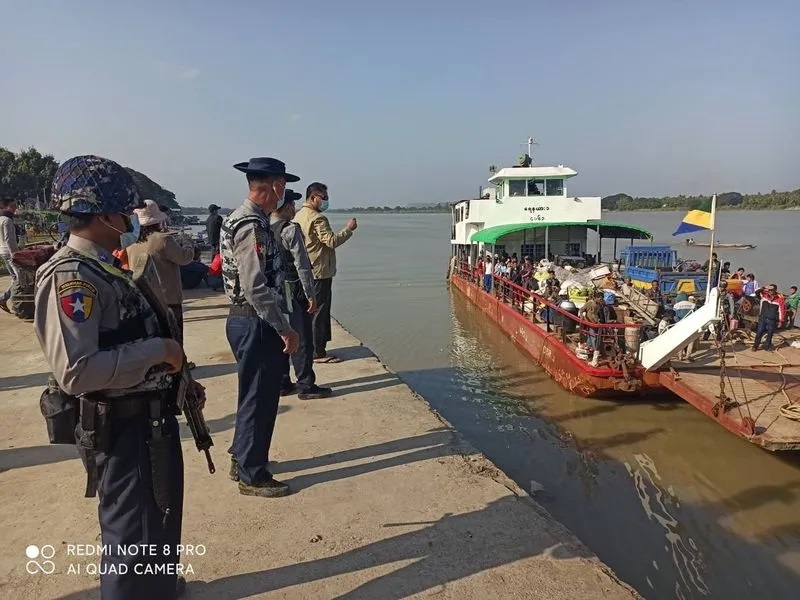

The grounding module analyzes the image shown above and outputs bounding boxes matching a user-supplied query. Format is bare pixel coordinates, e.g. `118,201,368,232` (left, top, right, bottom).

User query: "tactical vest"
278,221,300,284
36,247,174,395
220,210,284,306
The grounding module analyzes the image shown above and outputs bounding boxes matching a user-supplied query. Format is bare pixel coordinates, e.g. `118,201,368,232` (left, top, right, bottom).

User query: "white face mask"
104,214,140,249
273,184,287,211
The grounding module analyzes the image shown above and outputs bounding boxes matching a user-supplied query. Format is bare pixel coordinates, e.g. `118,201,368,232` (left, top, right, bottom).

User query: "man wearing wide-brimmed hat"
221,157,300,497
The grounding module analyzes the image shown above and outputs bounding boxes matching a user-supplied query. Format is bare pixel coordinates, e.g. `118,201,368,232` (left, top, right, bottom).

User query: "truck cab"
620,245,709,297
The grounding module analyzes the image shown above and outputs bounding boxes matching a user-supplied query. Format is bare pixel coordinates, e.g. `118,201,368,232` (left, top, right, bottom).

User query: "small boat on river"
448,139,800,450
686,239,756,249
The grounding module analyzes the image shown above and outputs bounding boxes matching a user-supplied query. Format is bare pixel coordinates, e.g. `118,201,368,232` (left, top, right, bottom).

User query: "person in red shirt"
207,252,223,290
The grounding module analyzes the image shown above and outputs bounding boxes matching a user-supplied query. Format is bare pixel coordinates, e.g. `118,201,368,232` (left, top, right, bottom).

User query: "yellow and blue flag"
673,197,714,235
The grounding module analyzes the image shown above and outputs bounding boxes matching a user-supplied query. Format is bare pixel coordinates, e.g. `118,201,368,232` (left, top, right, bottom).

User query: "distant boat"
686,239,756,250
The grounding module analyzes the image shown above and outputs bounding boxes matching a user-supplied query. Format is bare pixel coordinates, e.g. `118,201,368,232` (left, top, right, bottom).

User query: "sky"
1,0,798,208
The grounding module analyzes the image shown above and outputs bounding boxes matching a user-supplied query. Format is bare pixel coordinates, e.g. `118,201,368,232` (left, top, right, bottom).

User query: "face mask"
273,185,286,211
320,199,330,212
105,214,140,249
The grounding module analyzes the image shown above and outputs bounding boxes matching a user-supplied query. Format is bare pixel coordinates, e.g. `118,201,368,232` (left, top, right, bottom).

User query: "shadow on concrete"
54,495,594,600
274,428,453,475
191,362,239,380
181,406,291,440
0,371,50,392
184,313,230,324
187,496,592,599
328,345,376,361
0,443,79,472
183,302,230,313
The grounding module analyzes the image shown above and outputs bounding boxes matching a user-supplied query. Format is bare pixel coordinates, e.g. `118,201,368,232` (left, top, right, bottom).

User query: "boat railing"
454,263,644,362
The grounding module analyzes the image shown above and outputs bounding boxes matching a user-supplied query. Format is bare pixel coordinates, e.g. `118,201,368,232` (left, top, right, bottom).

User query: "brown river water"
326,211,799,600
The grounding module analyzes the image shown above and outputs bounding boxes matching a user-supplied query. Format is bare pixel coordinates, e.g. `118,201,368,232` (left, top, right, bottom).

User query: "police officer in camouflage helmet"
34,155,201,599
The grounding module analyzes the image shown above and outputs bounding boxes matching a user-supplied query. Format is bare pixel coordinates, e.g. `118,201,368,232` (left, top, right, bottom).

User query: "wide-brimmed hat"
283,188,302,204
233,157,299,182
134,199,168,227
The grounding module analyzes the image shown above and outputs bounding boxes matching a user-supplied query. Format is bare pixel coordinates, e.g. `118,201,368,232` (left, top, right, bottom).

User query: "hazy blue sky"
1,1,797,208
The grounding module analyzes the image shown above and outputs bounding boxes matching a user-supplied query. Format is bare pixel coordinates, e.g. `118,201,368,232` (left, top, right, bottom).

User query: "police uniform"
270,191,330,398
34,156,184,599
221,197,293,490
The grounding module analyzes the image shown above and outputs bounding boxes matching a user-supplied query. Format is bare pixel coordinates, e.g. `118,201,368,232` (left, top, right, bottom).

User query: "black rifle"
132,257,216,474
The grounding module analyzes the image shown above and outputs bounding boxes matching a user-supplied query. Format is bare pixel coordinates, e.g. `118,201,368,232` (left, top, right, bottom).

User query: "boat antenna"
521,136,538,165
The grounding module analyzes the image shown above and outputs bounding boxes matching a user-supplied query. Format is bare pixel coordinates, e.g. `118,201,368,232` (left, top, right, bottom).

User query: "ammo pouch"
39,378,80,445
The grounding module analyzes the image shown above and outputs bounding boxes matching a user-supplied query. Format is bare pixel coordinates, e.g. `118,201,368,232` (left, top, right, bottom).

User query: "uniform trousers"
282,285,315,391
312,277,333,356
94,411,184,599
226,315,284,484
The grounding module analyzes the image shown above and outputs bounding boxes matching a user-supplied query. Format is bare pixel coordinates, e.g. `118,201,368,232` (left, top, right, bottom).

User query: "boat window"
526,180,544,196
546,179,564,196
509,180,526,197
521,243,545,260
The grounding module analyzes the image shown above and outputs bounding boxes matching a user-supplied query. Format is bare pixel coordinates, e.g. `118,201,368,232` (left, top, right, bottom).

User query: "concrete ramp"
638,288,720,371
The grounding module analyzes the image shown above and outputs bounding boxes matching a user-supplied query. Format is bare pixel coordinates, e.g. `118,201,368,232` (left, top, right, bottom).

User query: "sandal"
314,355,343,363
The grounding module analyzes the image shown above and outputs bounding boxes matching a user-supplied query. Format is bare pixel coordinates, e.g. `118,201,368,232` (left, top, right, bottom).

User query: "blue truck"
619,245,710,298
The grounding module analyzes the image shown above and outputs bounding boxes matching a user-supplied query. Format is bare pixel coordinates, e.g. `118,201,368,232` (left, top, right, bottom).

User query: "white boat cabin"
451,149,650,267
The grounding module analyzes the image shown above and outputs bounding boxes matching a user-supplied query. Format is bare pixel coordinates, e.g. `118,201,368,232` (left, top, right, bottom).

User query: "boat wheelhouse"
451,147,651,266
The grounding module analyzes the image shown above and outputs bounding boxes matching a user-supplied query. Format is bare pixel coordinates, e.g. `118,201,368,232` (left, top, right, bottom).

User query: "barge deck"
660,332,800,450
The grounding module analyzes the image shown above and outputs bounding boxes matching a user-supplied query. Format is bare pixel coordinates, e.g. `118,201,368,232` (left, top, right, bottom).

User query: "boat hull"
450,275,661,398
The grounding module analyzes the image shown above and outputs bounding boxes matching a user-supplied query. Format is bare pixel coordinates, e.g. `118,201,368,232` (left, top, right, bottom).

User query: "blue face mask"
119,214,140,249
320,199,330,212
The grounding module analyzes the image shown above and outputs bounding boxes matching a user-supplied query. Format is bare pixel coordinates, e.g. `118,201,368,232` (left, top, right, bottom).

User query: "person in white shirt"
0,198,21,313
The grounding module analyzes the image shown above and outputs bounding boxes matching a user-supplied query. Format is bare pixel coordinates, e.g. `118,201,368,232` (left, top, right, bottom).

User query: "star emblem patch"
57,280,97,323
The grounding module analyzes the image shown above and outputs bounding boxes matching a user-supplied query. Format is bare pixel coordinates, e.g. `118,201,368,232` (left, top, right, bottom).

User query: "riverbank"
0,284,639,599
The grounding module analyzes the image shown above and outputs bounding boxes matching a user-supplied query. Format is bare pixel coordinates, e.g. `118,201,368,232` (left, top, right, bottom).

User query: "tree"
0,146,59,206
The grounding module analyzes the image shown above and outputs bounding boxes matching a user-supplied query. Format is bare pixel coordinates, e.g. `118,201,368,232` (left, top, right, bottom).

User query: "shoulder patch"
57,279,97,323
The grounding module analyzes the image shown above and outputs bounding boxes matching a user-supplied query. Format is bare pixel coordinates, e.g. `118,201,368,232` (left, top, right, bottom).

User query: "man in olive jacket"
293,182,357,362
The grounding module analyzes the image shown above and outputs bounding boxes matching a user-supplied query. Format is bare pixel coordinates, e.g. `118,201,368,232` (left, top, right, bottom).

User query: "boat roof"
488,166,577,183
470,221,653,244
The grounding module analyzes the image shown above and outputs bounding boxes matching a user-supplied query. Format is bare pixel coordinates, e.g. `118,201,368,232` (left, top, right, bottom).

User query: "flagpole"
705,193,717,304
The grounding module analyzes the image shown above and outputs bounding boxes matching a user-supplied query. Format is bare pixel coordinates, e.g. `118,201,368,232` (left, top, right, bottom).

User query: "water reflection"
626,453,709,599
418,289,800,599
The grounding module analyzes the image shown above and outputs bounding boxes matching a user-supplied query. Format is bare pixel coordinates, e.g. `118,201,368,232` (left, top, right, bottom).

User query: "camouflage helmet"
51,155,143,215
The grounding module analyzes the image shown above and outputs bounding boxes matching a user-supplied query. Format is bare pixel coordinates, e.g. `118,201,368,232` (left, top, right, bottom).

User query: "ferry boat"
448,140,661,398
448,140,800,450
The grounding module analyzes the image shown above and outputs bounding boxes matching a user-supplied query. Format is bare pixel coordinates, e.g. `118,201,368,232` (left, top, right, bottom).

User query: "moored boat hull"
450,274,661,398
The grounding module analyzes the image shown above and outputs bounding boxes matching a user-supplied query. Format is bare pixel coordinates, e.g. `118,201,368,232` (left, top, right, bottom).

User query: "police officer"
221,157,299,497
34,155,201,599
270,189,333,400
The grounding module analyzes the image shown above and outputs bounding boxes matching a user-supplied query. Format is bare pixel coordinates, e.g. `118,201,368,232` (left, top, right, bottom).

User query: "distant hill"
125,167,179,210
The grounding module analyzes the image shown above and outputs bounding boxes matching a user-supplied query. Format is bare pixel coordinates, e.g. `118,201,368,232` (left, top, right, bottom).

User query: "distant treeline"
601,189,800,211
328,203,451,214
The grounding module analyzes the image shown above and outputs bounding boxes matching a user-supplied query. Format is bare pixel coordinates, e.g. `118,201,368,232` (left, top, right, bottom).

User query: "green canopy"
469,221,652,244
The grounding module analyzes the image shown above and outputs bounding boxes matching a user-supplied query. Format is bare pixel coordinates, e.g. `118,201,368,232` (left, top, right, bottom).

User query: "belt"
91,391,174,420
229,304,259,317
